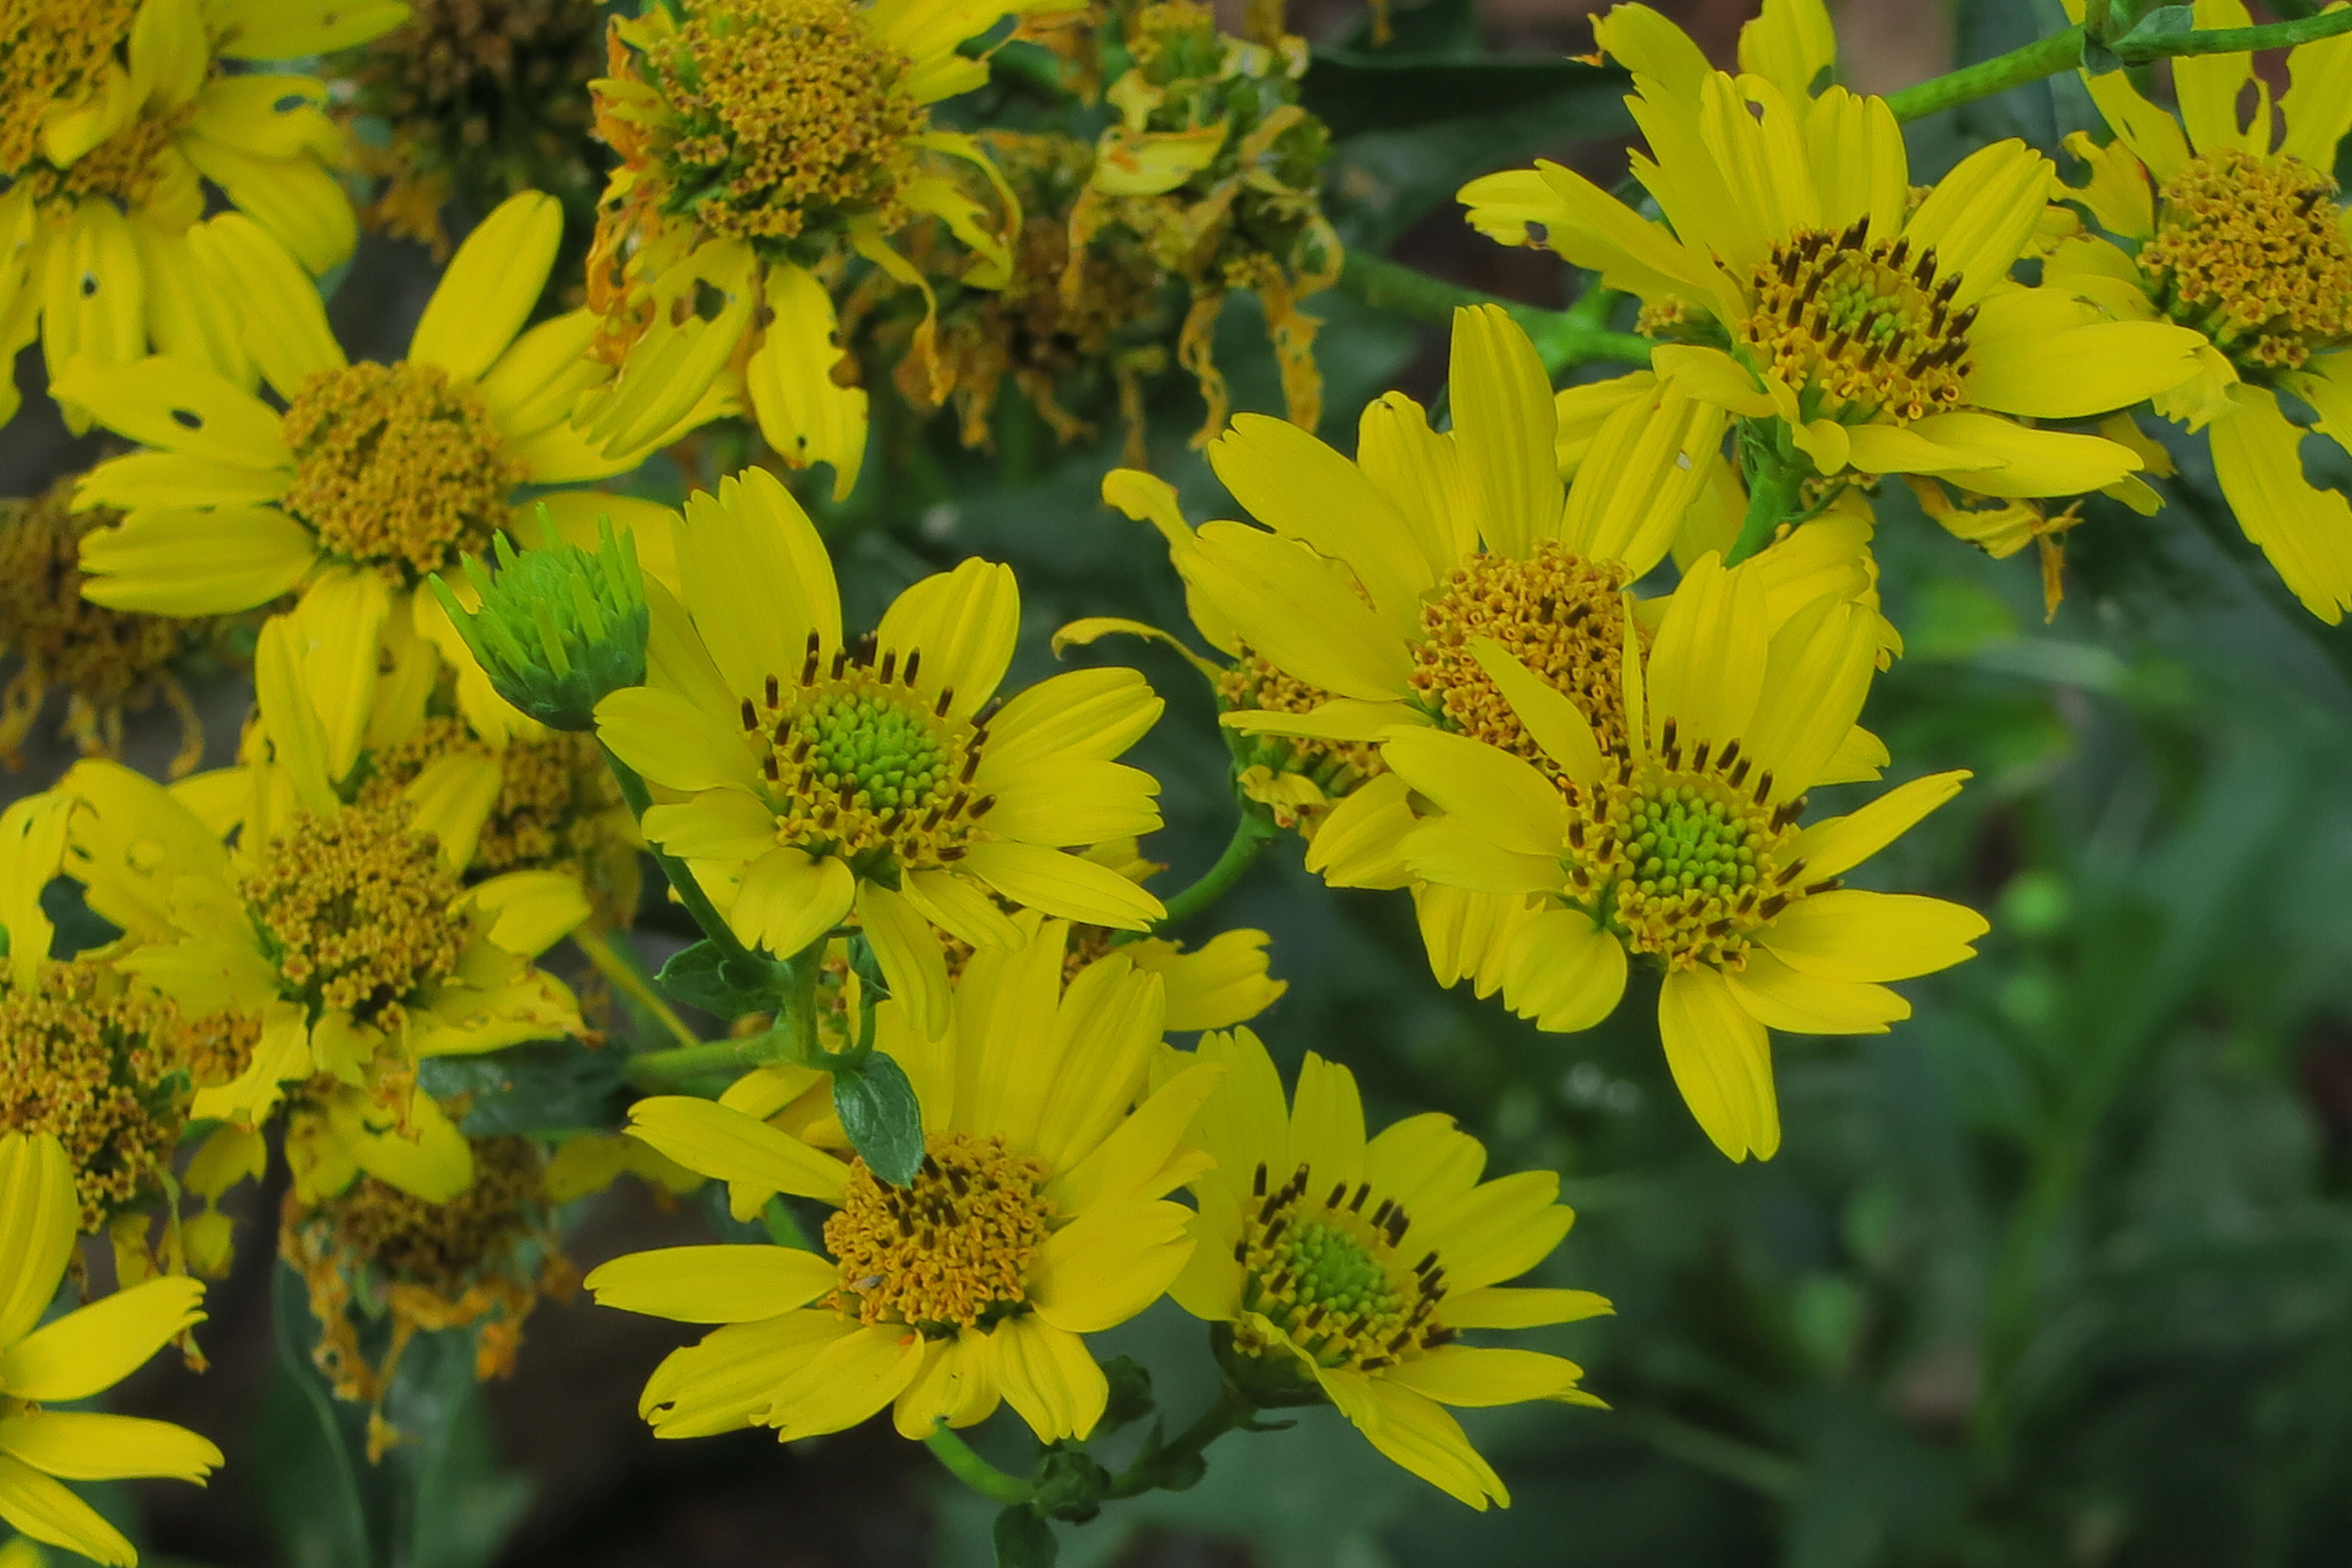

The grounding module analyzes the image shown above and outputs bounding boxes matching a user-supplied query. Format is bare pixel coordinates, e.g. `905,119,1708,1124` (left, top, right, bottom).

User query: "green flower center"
798,690,950,813
1237,1161,1454,1373
1738,220,1975,424
1625,788,1761,898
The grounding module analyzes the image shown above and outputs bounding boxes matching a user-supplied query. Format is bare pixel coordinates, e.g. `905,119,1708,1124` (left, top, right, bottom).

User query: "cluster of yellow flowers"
3,0,2350,1557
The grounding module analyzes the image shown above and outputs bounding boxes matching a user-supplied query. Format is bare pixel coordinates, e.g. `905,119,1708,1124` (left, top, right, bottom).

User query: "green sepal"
656,939,779,1019
992,1505,1057,1568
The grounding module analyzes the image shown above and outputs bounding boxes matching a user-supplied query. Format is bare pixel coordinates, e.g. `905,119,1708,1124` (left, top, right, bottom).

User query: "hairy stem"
574,927,699,1050
924,1427,1035,1505
1105,1385,1258,1501
1152,805,1280,932
598,743,763,970
1725,442,1808,567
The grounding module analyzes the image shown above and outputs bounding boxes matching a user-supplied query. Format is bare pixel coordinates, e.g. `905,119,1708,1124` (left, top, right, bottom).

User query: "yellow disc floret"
2140,148,2352,375
240,801,466,1031
1577,721,1830,970
1411,543,1632,767
1217,650,1383,810
0,962,188,1233
825,1131,1054,1331
1739,219,1975,423
639,0,926,243
280,362,522,579
744,633,997,876
0,0,136,177
1235,1158,1453,1373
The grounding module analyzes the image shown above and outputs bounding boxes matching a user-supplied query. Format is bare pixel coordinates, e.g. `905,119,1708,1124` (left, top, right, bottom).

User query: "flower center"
1411,543,1632,767
639,0,926,245
1237,1160,1453,1371
239,800,467,1032
0,961,187,1234
1575,722,1831,968
281,361,521,580
825,1130,1055,1332
1,476,190,709
0,0,134,179
1738,220,1974,423
360,718,627,882
308,1134,547,1287
2141,148,2352,375
743,634,994,877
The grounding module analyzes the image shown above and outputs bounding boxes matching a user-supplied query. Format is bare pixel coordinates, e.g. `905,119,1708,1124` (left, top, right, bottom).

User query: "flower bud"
429,507,649,732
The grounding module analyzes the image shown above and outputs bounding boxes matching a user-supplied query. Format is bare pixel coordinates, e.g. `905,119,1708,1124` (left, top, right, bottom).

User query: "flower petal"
876,558,1019,719
1027,1197,1194,1333
988,1315,1108,1443
0,1135,76,1349
626,1096,851,1204
0,1277,205,1402
733,847,856,961
960,841,1164,929
0,1454,137,1568
585,1245,840,1324
596,686,759,793
1760,888,1989,982
409,192,562,380
0,1411,219,1482
1657,966,1780,1161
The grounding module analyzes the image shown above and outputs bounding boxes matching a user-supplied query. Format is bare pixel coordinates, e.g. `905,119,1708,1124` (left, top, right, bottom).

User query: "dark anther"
879,650,897,683
934,686,954,716
740,698,758,731
903,649,921,686
1692,739,1711,772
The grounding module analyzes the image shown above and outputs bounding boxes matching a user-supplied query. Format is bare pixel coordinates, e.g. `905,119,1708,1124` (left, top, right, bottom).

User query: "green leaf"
257,1262,381,1568
993,1505,1058,1568
1098,1355,1158,1436
833,1052,926,1185
418,1041,625,1137
655,939,776,1017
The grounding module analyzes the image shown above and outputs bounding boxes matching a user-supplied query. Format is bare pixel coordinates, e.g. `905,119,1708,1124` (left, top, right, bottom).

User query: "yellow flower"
0,1130,220,1567
574,0,1043,497
54,652,590,1143
0,472,237,780
55,191,680,714
2045,0,2352,621
1382,552,1988,1161
595,465,1167,1037
1459,3,2206,496
0,0,407,429
588,917,1223,1446
1168,1027,1607,1509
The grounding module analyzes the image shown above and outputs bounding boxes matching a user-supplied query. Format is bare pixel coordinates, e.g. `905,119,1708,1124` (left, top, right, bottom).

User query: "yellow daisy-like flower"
588,917,1222,1446
55,191,678,701
595,465,1167,1037
54,630,590,1139
574,0,1042,497
2046,0,2352,621
0,1130,220,1568
0,0,407,428
1458,3,2205,497
1169,1027,1607,1510
1381,552,1989,1161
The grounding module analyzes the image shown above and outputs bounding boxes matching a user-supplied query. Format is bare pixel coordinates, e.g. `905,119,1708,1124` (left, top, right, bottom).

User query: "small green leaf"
993,1505,1057,1568
1031,1446,1109,1523
1098,1356,1157,1436
833,1052,925,1185
2110,3,2195,52
656,939,776,1017
418,1043,624,1137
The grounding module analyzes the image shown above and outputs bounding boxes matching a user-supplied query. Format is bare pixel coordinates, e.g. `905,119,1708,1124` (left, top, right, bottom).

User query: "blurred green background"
13,0,2352,1564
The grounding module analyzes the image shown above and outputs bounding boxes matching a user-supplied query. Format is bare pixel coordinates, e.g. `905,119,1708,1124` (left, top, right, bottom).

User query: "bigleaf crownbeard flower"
573,0,1045,497
57,191,684,738
0,0,406,430
1382,552,1988,1162
1168,1027,1607,1510
595,465,1167,1038
0,1131,220,1568
2046,0,2352,622
590,917,1222,1446
1459,3,2206,498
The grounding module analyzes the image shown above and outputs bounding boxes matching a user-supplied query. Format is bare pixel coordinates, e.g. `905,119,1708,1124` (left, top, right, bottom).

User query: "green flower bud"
428,506,648,732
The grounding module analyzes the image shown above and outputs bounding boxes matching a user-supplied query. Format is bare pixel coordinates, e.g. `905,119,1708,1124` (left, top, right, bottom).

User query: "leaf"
1098,1356,1158,1437
418,1041,626,1137
656,938,778,1017
256,1261,382,1568
1302,51,1630,140
993,1505,1058,1568
833,1052,926,1186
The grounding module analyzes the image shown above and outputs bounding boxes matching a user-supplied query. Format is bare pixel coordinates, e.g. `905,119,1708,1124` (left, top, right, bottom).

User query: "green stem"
622,1038,754,1089
1152,806,1279,932
1338,253,1653,375
1724,442,1807,567
1104,1385,1256,1500
925,1427,1035,1505
598,743,761,970
1883,8,2352,123
574,927,699,1049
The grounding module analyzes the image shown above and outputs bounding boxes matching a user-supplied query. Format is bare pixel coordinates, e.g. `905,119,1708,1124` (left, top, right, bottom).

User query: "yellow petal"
180,134,354,274
1966,315,2199,419
1657,966,1780,1161
1027,1197,1194,1333
1596,1,1712,94
76,503,316,615
1207,413,1432,621
595,686,759,793
1383,1345,1589,1406
2282,17,2352,166
0,1454,137,1568
585,1245,839,1324
1443,1285,1614,1329
1787,769,1969,880
0,1410,219,1483
677,465,841,702
1762,889,1988,982
1468,638,1604,783
873,558,1019,720
1901,140,2050,308
1357,390,1474,575
1183,522,1412,701
410,192,562,381
75,449,289,510
1287,1051,1367,1190
988,1315,1108,1443
1449,304,1564,559
1906,412,2143,498
1503,906,1628,1032
857,881,949,1037
2174,0,2258,156
0,1135,76,1348
733,847,856,960
744,262,867,500
1561,373,1726,577
2206,386,2352,623
50,354,285,465
1645,550,1767,754
1378,729,1567,859
1722,946,1908,1034
626,1097,851,1204
0,1276,205,1402
979,667,1162,772
1318,1370,1507,1510
960,839,1164,930
1400,817,1560,896
211,0,409,57
199,213,343,399
1738,0,1837,104
640,1311,847,1438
